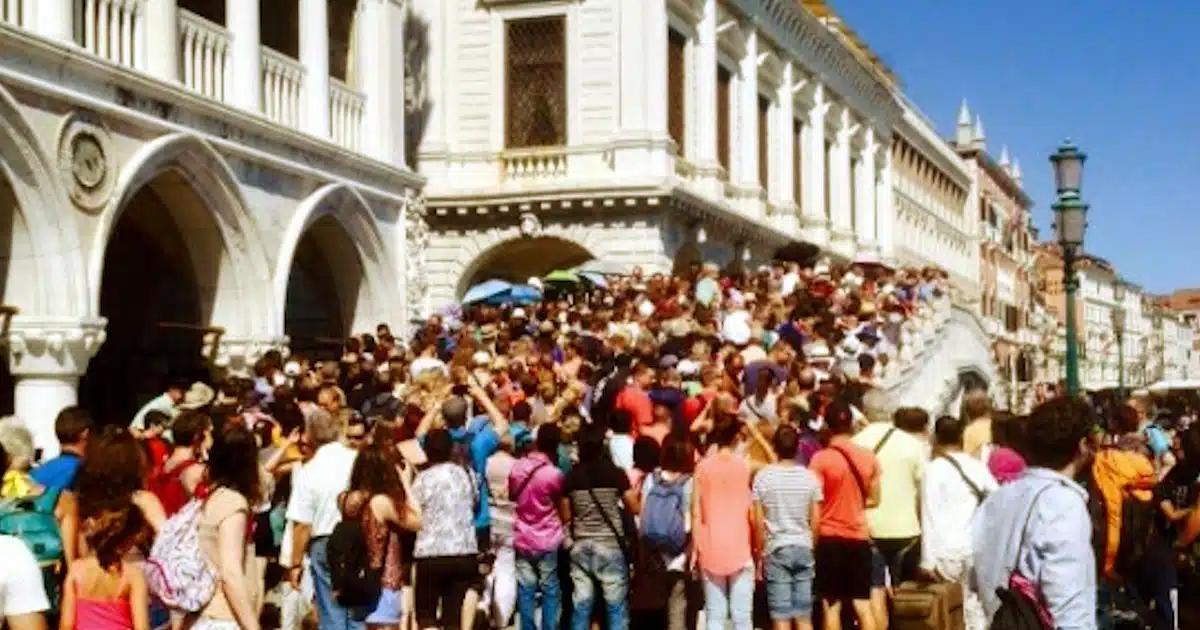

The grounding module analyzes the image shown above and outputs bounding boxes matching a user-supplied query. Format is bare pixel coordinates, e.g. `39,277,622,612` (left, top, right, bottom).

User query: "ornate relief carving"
7,317,108,377
405,192,430,320
56,110,116,213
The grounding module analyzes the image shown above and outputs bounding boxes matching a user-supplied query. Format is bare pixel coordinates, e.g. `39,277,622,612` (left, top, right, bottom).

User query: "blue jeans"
702,565,754,630
765,545,815,621
516,550,561,630
309,537,365,630
568,540,629,630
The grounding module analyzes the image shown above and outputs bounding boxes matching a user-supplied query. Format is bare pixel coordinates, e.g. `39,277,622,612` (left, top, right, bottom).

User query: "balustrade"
500,148,569,180
0,0,29,28
178,9,229,102
261,47,303,127
329,79,364,151
77,0,144,69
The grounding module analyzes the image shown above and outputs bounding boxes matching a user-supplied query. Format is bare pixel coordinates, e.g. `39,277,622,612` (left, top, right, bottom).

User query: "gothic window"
667,29,687,156
505,16,567,149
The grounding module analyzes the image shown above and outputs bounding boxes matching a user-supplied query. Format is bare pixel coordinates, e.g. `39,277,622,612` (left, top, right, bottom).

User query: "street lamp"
1051,140,1088,396
1112,280,1126,401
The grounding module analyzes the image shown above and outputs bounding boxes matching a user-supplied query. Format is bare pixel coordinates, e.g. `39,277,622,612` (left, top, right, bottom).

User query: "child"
59,509,151,630
0,418,43,499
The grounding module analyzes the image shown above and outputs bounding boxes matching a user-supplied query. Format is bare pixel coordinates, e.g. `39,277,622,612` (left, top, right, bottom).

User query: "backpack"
0,489,63,566
990,484,1060,630
326,495,388,609
640,472,689,556
143,498,217,612
149,459,198,518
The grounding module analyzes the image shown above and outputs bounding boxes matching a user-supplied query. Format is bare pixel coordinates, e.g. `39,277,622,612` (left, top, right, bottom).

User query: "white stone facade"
0,0,421,454
409,0,906,306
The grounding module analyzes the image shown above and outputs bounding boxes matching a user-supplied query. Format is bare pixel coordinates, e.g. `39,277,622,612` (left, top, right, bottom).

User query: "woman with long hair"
340,441,422,629
70,427,166,561
194,424,262,630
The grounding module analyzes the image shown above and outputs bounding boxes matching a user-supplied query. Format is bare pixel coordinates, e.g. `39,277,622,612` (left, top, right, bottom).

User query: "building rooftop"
800,0,899,89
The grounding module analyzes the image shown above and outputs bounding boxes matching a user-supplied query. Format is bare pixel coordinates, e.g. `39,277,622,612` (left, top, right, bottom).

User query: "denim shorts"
365,587,405,625
765,545,815,620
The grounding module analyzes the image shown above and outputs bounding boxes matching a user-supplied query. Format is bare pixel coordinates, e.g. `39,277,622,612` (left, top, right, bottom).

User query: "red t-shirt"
615,386,653,439
809,436,878,541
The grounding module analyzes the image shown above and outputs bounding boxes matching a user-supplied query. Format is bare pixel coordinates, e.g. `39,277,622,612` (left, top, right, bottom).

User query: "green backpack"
0,489,63,566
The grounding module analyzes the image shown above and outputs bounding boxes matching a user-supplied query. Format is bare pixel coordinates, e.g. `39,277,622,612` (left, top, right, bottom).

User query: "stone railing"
261,46,303,127
500,147,569,180
0,0,30,28
178,9,229,102
77,0,145,70
329,78,364,152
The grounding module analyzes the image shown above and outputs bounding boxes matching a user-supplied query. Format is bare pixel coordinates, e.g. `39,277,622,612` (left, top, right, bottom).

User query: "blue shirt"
448,415,503,530
30,453,82,494
971,467,1096,630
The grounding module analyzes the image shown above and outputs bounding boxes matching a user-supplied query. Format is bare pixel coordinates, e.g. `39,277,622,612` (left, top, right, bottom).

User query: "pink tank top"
74,581,134,630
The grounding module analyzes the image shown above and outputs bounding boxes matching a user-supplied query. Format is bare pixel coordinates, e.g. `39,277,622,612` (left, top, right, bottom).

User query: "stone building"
0,0,420,453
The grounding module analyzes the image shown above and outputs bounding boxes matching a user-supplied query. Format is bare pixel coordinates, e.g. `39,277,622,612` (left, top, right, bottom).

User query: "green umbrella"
544,269,581,284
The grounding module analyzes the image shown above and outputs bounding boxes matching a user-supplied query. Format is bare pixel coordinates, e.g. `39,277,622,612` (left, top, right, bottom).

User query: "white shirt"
286,441,357,537
920,451,998,572
0,535,49,618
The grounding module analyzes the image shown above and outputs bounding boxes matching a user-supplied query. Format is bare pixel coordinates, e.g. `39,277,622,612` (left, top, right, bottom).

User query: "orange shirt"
615,386,654,438
809,436,878,541
695,450,753,576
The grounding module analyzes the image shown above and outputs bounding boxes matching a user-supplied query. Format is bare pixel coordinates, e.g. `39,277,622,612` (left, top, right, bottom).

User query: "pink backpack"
143,498,216,611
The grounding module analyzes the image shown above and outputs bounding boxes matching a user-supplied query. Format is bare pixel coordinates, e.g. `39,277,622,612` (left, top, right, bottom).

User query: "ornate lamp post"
1112,280,1126,401
1050,140,1088,396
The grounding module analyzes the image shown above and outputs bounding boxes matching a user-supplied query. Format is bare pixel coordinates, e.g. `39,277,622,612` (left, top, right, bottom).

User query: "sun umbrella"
578,271,608,289
544,269,581,284
461,279,513,305
576,260,627,276
483,283,543,306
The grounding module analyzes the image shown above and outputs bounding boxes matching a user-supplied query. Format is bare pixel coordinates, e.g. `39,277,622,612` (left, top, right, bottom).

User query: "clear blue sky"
835,1,1200,294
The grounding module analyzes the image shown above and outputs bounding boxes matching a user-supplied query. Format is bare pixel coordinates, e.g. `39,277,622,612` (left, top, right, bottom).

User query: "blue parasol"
483,283,543,306
461,279,513,304
578,271,609,288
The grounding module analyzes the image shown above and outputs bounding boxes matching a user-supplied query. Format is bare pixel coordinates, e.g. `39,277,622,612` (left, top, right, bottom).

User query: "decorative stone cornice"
7,316,107,377
745,0,902,138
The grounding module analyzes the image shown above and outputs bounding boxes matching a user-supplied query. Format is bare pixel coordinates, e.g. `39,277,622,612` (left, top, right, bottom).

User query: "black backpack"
327,495,388,609
990,484,1059,630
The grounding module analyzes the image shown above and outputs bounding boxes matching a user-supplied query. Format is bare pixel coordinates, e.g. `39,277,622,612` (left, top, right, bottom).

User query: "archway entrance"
0,177,32,417
458,236,594,299
284,216,363,361
80,170,219,424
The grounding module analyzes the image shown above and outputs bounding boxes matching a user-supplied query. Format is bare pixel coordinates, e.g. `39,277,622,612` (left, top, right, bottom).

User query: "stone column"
360,0,405,166
300,0,331,137
35,0,75,44
691,0,721,196
208,334,290,377
737,28,759,195
613,0,670,177
855,128,878,252
226,0,262,113
144,0,178,82
770,63,796,233
8,318,106,459
877,148,897,263
800,84,829,246
829,107,855,256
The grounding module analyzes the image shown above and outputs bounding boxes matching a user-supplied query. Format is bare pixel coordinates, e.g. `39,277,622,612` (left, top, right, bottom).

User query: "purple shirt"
509,452,565,555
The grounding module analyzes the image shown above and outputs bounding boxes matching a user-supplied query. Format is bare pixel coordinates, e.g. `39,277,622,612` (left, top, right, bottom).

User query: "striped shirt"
752,463,822,552
563,461,630,547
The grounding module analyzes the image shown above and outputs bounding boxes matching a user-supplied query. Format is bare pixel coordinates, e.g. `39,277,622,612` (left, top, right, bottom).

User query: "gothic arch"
89,132,274,335
448,223,606,300
274,183,399,337
0,83,88,316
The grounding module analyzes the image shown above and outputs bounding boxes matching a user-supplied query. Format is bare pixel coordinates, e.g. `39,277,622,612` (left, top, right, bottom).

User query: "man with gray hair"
287,408,360,630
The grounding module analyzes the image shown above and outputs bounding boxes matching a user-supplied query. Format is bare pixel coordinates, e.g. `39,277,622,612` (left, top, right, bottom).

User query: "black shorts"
414,555,481,629
814,537,873,601
871,536,920,588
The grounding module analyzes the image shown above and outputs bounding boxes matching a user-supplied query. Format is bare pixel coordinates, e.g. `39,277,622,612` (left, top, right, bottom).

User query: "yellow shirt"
1,470,38,499
963,418,992,460
852,422,927,539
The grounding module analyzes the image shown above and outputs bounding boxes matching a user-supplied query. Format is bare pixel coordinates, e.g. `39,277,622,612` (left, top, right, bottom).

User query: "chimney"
955,99,973,149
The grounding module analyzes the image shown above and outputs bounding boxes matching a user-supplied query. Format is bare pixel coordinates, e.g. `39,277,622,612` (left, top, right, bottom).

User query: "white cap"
512,307,527,319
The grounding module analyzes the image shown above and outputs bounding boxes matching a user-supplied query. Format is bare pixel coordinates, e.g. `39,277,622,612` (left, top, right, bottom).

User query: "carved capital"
208,335,289,374
7,316,108,378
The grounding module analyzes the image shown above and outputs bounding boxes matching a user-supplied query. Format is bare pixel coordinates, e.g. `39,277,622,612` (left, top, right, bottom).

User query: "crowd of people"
0,259,1191,630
